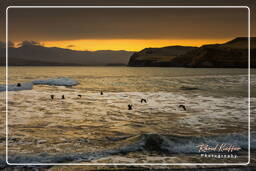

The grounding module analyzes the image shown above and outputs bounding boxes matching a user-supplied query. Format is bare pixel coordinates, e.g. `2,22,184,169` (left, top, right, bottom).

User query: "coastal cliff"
128,37,256,68
128,46,196,67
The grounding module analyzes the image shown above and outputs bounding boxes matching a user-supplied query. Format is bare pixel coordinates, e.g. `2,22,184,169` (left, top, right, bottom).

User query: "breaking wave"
0,82,33,92
0,77,78,92
32,77,78,86
3,131,255,164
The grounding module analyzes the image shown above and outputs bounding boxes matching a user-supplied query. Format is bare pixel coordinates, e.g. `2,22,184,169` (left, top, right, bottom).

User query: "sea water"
0,66,255,165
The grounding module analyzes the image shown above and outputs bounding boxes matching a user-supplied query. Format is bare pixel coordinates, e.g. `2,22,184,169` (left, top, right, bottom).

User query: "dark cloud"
67,45,76,48
17,40,42,47
6,8,248,42
0,41,14,48
0,42,4,48
0,0,255,42
8,41,14,47
0,42,5,48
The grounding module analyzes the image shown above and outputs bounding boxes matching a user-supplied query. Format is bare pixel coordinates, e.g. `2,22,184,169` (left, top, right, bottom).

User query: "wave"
0,82,33,92
32,77,78,86
0,77,78,92
3,131,255,165
116,131,255,154
179,86,200,91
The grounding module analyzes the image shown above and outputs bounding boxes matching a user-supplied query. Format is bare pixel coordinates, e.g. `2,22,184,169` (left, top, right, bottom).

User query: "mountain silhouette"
0,42,133,66
128,37,256,68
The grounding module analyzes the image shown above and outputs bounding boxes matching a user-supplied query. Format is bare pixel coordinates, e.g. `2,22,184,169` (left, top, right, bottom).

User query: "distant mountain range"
0,44,133,66
1,37,255,68
128,37,256,68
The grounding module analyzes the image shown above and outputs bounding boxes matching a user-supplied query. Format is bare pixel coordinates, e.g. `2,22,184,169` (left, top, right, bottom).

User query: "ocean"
0,66,255,166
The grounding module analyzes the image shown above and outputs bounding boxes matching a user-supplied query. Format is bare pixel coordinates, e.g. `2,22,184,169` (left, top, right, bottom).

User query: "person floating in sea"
78,94,82,98
179,104,186,111
128,104,133,110
16,83,21,87
50,95,54,100
100,91,103,95
141,98,147,103
62,95,65,99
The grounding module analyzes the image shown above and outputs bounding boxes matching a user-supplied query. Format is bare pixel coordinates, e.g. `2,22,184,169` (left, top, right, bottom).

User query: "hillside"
128,37,256,68
0,44,133,66
128,46,196,67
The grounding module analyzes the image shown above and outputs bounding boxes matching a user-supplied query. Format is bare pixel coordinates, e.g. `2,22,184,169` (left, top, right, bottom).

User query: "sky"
0,0,254,51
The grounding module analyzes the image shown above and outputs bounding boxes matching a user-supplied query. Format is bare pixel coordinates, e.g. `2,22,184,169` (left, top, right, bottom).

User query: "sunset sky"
3,4,250,51
42,39,231,51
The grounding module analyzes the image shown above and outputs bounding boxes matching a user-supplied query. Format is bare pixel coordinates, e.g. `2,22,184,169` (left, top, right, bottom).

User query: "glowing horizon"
13,38,231,51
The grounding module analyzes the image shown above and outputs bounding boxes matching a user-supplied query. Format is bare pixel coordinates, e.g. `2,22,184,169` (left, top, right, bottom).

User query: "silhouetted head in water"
62,95,65,99
50,95,54,100
78,94,82,98
100,91,103,95
179,105,186,111
17,83,21,87
141,98,147,103
128,104,133,110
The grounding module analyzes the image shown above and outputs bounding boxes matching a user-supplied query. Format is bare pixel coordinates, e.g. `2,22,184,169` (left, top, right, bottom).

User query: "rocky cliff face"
170,44,255,68
128,37,256,68
128,46,196,67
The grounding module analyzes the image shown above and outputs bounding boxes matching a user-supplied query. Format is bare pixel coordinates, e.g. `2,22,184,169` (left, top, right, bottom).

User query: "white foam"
0,77,79,92
0,82,33,92
5,90,254,129
32,77,78,86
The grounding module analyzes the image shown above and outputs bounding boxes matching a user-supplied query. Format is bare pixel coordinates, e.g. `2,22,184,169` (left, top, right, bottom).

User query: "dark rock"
143,134,164,152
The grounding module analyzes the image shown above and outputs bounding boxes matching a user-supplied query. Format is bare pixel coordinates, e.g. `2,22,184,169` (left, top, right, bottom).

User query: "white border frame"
5,6,251,166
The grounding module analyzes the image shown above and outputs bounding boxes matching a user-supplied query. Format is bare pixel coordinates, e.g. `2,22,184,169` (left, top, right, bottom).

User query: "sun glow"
41,39,230,51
